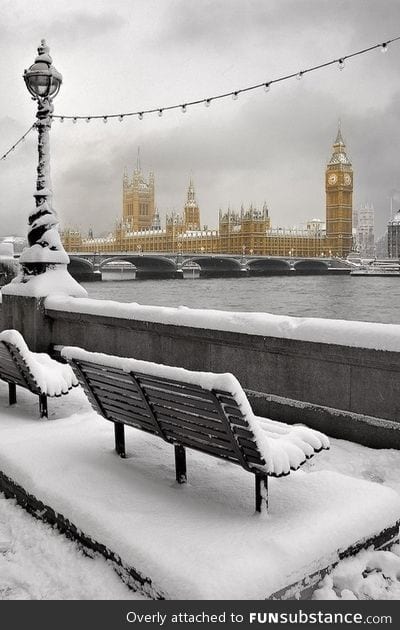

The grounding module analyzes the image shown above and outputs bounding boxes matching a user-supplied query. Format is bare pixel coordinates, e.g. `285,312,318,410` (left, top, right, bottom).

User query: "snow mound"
313,544,400,600
2,267,87,298
0,330,78,396
61,346,329,476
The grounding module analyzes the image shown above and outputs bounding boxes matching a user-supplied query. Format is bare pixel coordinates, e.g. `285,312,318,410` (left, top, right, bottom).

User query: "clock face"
328,173,337,185
344,173,352,185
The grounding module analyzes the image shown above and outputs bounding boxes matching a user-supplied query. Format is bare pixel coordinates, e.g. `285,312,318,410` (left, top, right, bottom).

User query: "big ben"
325,125,353,257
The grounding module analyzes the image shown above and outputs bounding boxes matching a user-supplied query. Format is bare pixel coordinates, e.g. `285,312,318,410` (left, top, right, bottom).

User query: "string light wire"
49,36,400,123
1,36,400,161
0,123,36,161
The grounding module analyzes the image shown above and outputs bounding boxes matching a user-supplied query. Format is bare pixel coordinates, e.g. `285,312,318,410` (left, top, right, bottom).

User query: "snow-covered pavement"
0,381,399,600
0,494,147,600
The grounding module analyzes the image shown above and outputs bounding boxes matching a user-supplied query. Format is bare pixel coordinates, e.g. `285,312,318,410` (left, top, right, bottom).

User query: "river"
81,274,400,325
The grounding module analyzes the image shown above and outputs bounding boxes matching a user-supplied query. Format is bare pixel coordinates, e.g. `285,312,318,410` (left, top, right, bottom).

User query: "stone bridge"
67,252,350,281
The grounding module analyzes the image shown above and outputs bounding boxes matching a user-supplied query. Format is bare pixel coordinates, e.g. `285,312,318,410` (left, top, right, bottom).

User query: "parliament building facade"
61,128,353,258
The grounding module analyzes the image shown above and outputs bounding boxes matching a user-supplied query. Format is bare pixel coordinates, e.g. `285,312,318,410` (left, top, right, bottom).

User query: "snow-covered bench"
0,330,78,418
63,347,329,512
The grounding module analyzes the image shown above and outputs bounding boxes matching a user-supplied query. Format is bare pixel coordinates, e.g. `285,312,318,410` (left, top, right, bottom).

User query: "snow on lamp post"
3,40,86,298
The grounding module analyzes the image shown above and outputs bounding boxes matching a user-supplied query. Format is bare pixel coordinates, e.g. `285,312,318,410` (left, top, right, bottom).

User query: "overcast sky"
1,0,400,239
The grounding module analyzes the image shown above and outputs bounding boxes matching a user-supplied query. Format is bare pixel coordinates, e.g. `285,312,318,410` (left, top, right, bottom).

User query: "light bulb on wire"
338,58,345,70
381,42,388,53
232,92,239,100
264,83,271,92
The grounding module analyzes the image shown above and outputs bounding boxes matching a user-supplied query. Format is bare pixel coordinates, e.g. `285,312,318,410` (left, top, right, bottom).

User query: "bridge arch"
248,258,291,276
186,256,243,278
100,256,177,279
68,256,97,281
293,260,329,274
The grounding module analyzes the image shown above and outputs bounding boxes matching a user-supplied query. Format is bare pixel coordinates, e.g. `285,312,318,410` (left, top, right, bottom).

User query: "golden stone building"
61,127,353,257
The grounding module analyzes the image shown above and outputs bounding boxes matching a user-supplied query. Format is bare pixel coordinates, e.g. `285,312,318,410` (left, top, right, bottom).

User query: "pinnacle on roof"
334,121,345,147
186,178,196,205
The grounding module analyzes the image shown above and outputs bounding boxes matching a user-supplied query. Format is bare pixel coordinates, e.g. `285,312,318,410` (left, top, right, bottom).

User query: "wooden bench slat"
100,398,153,423
214,394,237,406
225,414,249,428
0,363,29,386
232,425,257,440
81,369,141,390
157,416,234,448
165,429,239,461
88,381,147,405
241,446,265,464
92,391,150,416
150,401,226,428
150,404,229,434
100,404,158,432
0,361,27,381
146,395,221,421
135,373,214,399
236,435,261,451
221,404,245,417
139,385,221,414
6,346,40,390
79,365,137,387
78,361,136,378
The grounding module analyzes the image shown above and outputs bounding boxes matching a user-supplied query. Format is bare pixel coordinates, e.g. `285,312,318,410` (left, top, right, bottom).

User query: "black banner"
0,600,399,630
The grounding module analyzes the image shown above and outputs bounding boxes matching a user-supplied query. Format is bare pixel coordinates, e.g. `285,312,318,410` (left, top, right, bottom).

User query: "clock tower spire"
325,124,353,257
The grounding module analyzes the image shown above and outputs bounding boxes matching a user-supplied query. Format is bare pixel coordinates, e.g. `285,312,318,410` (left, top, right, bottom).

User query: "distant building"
354,204,375,257
375,231,388,258
388,210,400,258
61,126,353,257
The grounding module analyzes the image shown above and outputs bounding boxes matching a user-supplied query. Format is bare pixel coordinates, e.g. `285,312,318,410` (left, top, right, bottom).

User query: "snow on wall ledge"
46,296,400,353
2,268,87,299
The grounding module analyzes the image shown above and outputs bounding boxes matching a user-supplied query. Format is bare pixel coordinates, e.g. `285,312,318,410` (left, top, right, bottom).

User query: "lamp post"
15,40,86,297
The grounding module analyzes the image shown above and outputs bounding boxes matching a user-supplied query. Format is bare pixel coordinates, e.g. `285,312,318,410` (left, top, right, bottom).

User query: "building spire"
187,178,196,205
334,119,345,147
136,146,141,172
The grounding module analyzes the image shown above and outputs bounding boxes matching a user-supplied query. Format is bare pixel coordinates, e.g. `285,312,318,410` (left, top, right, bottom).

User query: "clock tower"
325,125,353,257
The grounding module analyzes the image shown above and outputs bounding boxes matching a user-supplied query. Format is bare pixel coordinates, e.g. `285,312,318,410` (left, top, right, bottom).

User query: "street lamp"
16,40,85,295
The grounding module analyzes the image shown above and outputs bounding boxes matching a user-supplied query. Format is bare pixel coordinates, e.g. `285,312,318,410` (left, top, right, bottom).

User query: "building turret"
122,149,155,230
183,178,201,231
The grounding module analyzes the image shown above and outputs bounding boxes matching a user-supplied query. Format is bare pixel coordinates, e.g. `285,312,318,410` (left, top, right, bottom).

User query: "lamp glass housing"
24,62,62,99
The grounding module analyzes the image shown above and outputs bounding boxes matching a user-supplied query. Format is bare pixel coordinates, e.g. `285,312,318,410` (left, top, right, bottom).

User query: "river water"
81,274,400,325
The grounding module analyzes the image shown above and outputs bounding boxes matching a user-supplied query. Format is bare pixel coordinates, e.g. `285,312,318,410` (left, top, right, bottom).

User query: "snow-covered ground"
0,381,399,600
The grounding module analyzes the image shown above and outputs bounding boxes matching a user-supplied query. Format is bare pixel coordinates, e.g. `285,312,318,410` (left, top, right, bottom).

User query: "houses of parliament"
61,127,353,258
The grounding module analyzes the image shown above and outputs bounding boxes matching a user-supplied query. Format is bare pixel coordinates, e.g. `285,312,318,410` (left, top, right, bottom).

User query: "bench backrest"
69,356,265,473
0,340,40,394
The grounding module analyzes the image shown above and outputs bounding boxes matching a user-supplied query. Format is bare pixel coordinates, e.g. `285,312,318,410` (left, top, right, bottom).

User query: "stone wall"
1,295,399,449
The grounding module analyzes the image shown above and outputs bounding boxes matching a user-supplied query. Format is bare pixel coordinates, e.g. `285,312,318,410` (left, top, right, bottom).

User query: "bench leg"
174,444,187,484
8,383,17,406
114,422,126,458
39,393,48,418
255,473,269,513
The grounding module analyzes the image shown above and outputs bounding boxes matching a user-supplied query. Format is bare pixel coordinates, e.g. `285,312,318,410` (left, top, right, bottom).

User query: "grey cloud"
46,11,124,44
